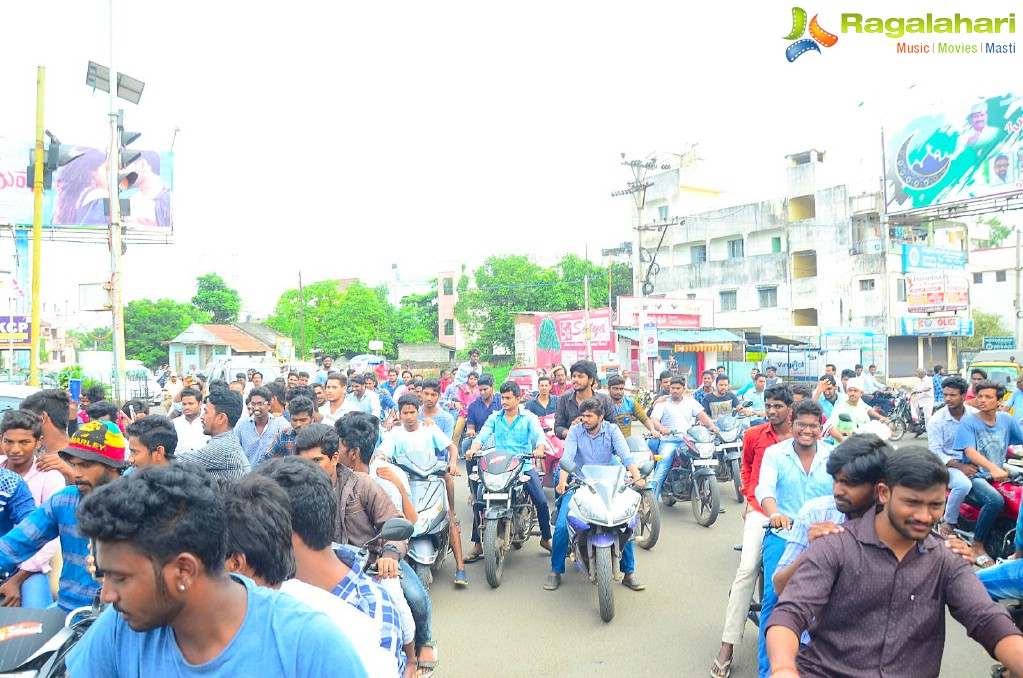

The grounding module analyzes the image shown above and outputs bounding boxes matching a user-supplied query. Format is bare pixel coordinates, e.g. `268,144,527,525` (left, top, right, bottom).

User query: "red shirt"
440,378,452,395
551,382,571,397
741,422,791,514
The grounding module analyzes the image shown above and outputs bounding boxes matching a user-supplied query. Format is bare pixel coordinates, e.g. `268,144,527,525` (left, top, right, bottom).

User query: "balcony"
656,252,789,292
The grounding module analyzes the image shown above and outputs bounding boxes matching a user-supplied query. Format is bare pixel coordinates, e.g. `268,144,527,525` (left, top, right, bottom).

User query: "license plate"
483,493,509,500
692,459,718,466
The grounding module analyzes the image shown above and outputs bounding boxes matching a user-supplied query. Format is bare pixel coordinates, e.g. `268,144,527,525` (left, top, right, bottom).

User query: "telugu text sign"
906,272,970,313
901,244,967,273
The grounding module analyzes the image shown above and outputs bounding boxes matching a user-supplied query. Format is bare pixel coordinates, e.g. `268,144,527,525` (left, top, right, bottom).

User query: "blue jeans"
398,560,432,647
550,490,634,575
979,559,1023,601
757,531,787,678
945,466,972,525
472,470,551,542
969,477,1005,544
19,573,53,609
651,441,679,498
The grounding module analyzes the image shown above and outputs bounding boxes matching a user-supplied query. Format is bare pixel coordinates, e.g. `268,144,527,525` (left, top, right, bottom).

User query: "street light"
85,61,146,105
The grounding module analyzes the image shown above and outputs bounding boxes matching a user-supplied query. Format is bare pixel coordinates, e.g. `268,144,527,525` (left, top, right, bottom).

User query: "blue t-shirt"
953,411,1023,475
420,407,455,439
66,574,368,678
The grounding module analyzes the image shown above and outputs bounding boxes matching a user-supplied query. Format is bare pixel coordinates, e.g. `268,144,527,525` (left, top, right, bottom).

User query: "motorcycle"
877,391,931,441
660,426,721,527
335,517,416,575
390,445,451,591
626,435,661,550
0,600,99,678
470,449,539,588
558,455,652,622
955,462,1023,561
539,414,564,489
713,403,753,503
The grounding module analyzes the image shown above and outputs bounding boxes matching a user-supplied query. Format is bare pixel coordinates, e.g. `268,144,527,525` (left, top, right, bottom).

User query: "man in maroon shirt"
711,384,794,677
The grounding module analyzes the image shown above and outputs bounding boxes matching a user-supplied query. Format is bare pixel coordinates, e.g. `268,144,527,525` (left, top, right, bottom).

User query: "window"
859,278,876,291
443,278,454,295
686,293,696,299
758,287,778,308
185,344,197,355
997,270,1008,282
771,236,782,253
727,239,744,259
443,319,454,336
690,245,707,263
974,272,984,284
658,205,669,221
214,345,228,355
720,290,737,311
896,278,907,302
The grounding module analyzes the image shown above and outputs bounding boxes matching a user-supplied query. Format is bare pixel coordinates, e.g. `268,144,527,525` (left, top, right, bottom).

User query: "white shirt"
278,579,395,677
173,414,210,454
319,400,357,427
369,457,411,513
651,397,705,432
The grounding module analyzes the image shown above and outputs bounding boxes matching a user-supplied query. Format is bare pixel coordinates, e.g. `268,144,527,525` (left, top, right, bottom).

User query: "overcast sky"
0,1,1019,323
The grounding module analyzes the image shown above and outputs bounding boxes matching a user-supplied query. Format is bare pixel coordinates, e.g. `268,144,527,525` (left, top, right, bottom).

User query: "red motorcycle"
539,414,564,488
956,464,1023,560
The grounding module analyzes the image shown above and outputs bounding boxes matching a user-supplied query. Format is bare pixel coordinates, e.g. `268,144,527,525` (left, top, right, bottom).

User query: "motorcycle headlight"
697,442,716,458
718,429,738,443
572,494,603,523
483,471,515,492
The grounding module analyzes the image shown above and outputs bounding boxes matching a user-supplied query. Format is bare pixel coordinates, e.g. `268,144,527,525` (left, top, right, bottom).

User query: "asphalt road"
428,436,998,678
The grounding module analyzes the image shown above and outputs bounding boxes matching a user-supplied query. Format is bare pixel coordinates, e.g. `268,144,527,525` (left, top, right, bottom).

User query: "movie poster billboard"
884,93,1023,214
0,141,174,231
535,309,615,368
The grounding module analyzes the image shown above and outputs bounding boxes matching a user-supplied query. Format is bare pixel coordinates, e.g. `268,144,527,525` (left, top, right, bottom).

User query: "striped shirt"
177,431,250,481
236,416,289,466
332,546,406,674
257,427,298,466
0,468,36,536
0,486,99,612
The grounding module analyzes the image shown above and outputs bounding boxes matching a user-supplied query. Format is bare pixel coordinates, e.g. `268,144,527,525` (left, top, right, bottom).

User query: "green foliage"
266,281,396,358
191,273,241,323
454,254,633,357
125,299,210,369
394,283,438,345
57,365,106,391
963,311,1013,351
66,327,113,352
977,217,1016,249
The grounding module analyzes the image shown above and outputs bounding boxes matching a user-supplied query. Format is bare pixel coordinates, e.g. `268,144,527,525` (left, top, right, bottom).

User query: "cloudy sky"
0,0,1019,323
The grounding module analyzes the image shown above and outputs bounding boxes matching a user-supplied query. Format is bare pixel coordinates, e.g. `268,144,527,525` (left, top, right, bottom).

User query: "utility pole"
298,271,306,360
29,67,44,387
1016,229,1021,350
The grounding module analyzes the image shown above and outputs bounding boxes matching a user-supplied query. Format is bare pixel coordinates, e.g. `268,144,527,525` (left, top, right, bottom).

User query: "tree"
978,216,1016,249
266,280,395,358
963,311,1013,352
191,273,241,323
393,283,439,345
67,327,113,352
124,299,210,368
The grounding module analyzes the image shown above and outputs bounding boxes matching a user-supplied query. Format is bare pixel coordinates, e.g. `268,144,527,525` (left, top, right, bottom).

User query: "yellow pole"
30,66,45,387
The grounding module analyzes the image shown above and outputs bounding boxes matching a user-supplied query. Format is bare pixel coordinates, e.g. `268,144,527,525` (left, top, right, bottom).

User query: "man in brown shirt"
766,446,1023,678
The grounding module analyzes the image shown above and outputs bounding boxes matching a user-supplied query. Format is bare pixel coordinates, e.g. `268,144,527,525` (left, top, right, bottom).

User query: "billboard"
535,309,615,368
616,296,713,328
899,317,974,337
901,244,967,273
884,93,1023,214
906,271,970,313
0,141,174,231
0,316,32,347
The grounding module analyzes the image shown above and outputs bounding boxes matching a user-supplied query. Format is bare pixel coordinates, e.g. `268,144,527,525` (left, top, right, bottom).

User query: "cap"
971,102,987,115
60,420,128,469
846,377,865,392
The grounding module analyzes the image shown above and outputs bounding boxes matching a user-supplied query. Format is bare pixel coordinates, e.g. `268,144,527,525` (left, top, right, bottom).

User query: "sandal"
710,657,732,678
463,551,483,563
417,642,439,677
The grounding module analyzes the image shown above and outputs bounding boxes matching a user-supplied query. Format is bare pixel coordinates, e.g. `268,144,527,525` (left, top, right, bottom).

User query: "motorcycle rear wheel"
692,475,720,527
411,561,433,591
634,489,661,550
888,416,906,442
729,460,743,503
431,529,450,574
484,518,506,589
595,545,615,622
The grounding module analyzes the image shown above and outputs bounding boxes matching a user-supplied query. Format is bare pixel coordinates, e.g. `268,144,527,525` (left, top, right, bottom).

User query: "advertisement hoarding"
0,316,31,347
899,317,974,337
906,271,969,313
884,93,1023,214
535,309,615,368
0,141,174,231
616,296,712,328
901,244,967,273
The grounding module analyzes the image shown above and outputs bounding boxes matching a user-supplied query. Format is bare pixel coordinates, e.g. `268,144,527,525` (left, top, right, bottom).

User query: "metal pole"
107,0,126,401
298,271,306,360
29,67,44,387
8,294,14,384
1016,229,1021,350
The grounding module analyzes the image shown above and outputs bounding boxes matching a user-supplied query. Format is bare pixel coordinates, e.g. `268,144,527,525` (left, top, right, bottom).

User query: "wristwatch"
379,544,401,559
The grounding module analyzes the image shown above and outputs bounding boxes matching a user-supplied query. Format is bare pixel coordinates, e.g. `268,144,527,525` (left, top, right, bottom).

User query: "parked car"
347,354,388,374
508,366,539,393
0,384,40,415
204,358,281,385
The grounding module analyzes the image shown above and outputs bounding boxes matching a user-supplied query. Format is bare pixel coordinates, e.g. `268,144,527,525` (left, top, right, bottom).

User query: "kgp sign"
0,316,31,347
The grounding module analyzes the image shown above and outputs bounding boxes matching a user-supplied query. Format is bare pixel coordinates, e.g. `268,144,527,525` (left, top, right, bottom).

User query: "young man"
926,375,977,537
68,464,367,677
364,372,398,427
319,372,355,427
177,388,250,481
814,374,845,419
954,379,1023,566
220,473,394,677
693,369,716,406
711,385,795,676
451,372,480,449
466,381,553,554
257,395,316,465
553,360,616,440
525,376,558,419
302,419,435,674
379,397,468,585
125,414,177,469
237,387,289,466
745,373,769,421
19,389,71,457
256,457,410,676
763,366,780,387
754,399,833,678
287,371,300,389
312,382,327,408
545,397,646,592
384,368,407,399
0,420,125,613
419,378,454,439
461,374,501,458
172,387,209,455
966,367,988,401
550,364,570,397
766,447,1023,678
736,368,761,398
346,375,382,417
607,375,669,438
314,356,333,384
454,348,483,388
651,376,718,497
703,374,741,420
439,369,453,395
0,410,60,608
932,364,947,406
827,377,888,441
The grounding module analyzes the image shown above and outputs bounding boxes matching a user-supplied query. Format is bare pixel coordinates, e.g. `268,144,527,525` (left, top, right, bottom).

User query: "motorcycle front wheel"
729,459,743,503
888,415,906,441
484,518,506,588
634,489,661,550
411,561,433,591
595,545,615,622
692,475,721,527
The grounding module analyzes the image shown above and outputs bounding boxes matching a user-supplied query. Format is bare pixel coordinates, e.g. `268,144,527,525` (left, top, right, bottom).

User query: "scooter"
660,426,721,527
626,435,661,550
558,455,652,622
471,449,539,588
955,462,1023,561
713,402,753,503
391,446,451,591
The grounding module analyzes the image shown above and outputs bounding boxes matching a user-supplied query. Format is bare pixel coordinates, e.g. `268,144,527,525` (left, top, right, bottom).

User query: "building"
437,270,468,352
167,323,287,374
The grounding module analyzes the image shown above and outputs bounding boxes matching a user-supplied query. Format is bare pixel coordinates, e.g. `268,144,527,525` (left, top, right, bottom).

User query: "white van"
204,358,282,385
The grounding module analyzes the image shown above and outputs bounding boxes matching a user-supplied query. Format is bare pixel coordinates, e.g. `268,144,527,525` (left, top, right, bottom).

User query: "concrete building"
437,270,468,352
167,323,284,374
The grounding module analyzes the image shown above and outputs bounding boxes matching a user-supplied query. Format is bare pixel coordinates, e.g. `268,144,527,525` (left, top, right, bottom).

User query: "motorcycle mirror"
742,401,753,408
560,457,577,474
374,517,414,543
838,413,853,422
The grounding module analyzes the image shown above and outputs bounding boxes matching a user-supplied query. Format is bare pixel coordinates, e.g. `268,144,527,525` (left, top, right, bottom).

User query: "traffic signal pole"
107,2,126,402
29,67,45,387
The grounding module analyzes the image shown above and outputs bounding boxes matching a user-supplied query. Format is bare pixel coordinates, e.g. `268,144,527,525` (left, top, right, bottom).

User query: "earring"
178,583,186,592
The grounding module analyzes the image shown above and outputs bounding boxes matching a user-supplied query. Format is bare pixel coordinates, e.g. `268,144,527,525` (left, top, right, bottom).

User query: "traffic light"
25,133,83,190
103,109,141,217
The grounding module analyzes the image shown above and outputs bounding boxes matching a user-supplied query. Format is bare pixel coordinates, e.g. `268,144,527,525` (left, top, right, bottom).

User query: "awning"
616,328,744,343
